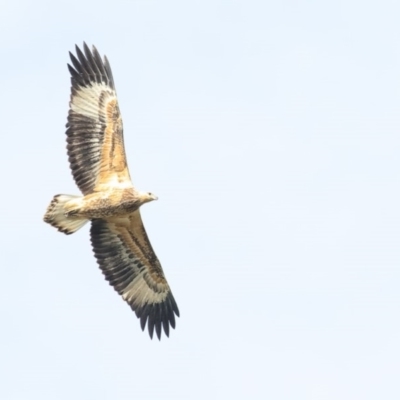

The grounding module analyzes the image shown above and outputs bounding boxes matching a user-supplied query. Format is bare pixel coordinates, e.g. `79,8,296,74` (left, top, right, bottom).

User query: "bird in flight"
44,43,179,339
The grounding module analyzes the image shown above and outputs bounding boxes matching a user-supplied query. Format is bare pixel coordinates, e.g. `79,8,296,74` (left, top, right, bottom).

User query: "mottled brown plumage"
44,43,179,339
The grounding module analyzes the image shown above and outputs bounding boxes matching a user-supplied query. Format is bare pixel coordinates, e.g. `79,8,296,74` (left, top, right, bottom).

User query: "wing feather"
66,43,131,195
90,211,179,339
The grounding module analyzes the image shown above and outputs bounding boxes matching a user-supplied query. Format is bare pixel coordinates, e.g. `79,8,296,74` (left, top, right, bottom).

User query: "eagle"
44,43,179,340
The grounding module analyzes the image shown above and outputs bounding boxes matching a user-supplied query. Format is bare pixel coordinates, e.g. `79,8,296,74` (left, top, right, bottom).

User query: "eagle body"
44,43,179,339
62,188,152,219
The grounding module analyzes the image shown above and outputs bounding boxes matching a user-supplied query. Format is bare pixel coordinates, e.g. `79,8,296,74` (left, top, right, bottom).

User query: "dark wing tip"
133,292,179,340
68,42,114,89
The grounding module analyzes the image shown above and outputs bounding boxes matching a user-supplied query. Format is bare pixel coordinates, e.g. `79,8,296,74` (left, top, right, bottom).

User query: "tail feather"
44,194,88,235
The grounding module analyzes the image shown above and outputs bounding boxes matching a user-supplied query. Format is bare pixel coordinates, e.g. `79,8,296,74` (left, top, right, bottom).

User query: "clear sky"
1,1,400,399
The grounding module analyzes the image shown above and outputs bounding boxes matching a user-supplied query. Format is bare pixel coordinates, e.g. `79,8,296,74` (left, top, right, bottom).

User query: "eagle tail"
44,194,88,235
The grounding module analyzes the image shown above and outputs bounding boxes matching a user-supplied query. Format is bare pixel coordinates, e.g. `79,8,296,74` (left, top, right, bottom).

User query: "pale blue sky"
1,1,400,399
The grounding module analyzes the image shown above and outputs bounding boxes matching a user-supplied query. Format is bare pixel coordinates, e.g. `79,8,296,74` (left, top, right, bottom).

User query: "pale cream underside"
70,83,133,191
122,273,169,306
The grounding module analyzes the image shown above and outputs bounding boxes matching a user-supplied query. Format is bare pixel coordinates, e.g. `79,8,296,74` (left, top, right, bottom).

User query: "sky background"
1,1,400,399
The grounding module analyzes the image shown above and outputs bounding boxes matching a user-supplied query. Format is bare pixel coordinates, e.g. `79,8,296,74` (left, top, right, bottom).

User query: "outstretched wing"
66,43,132,195
90,211,180,339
